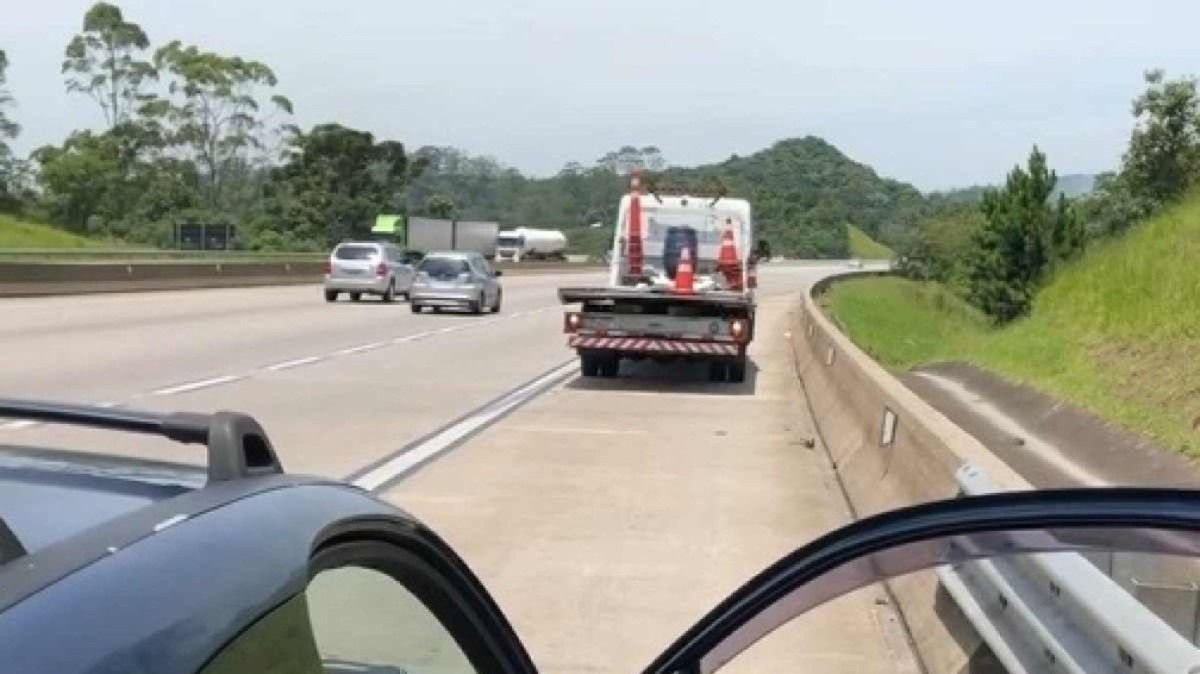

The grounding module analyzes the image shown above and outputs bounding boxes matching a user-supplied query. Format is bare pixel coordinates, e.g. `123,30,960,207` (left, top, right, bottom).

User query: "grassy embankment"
822,196,1200,456
0,213,101,248
847,224,895,259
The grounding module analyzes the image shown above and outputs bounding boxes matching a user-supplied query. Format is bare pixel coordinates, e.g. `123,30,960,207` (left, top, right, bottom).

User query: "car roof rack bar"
0,399,283,483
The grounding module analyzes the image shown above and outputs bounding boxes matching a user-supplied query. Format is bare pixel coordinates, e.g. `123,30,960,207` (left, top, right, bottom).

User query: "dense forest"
0,2,954,258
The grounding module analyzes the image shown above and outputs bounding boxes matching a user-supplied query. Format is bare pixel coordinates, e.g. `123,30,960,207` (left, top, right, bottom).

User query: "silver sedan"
409,251,503,315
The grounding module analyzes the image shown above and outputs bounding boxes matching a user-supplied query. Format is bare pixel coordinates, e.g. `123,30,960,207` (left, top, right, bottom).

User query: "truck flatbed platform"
558,286,754,308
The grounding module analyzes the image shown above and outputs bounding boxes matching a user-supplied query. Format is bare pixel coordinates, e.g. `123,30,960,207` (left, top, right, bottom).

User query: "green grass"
824,196,1200,456
847,224,895,259
0,213,101,248
821,277,990,370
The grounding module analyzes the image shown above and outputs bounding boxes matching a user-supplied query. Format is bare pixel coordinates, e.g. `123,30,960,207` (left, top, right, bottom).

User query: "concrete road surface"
0,262,911,674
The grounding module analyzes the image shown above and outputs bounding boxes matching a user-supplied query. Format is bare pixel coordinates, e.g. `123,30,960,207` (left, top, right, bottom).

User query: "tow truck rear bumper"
568,335,741,356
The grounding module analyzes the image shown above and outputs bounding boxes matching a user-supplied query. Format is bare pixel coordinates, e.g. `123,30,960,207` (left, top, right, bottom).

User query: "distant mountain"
659,137,927,258
932,173,1097,204
1055,173,1097,199
407,136,929,258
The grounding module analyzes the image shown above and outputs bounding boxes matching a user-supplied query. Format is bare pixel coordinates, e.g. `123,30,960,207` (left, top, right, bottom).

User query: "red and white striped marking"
569,336,739,355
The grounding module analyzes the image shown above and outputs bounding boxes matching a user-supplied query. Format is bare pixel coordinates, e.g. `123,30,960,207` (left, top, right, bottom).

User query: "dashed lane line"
0,305,564,432
151,374,244,396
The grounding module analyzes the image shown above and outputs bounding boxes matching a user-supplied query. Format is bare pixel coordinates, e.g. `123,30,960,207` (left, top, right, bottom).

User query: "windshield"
497,236,522,247
334,245,378,261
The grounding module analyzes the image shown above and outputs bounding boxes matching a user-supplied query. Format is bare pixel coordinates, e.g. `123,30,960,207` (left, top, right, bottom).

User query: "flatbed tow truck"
559,171,757,383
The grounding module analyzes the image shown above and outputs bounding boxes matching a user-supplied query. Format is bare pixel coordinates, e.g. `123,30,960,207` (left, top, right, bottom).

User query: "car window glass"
334,245,377,261
308,565,476,674
420,257,469,277
198,565,476,674
686,525,1200,674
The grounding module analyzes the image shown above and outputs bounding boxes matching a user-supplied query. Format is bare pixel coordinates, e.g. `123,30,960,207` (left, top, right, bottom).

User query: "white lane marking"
911,371,1107,486
265,355,323,372
153,514,189,532
0,302,562,425
151,374,243,396
335,341,386,356
352,360,577,491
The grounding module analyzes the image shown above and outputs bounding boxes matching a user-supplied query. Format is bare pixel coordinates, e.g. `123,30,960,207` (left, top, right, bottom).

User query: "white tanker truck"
495,227,568,262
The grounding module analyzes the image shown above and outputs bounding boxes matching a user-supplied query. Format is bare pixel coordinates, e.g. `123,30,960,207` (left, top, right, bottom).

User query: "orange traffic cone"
717,217,743,290
675,245,695,294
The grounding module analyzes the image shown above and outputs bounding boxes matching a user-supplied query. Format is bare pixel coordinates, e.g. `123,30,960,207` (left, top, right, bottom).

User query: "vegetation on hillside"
899,69,1200,324
401,138,928,259
0,213,100,247
847,224,895,259
827,195,1200,455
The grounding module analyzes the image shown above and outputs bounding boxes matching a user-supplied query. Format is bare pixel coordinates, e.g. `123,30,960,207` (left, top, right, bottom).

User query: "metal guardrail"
936,464,1200,674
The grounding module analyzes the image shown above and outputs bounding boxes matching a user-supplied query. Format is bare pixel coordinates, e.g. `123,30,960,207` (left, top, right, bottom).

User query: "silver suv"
323,242,420,303
409,251,503,314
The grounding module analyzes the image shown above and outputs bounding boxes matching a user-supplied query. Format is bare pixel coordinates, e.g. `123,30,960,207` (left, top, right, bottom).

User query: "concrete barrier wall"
791,273,1030,674
0,260,603,297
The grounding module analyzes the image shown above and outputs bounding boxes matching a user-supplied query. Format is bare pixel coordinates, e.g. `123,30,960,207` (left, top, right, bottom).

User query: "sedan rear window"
334,245,378,260
419,257,469,277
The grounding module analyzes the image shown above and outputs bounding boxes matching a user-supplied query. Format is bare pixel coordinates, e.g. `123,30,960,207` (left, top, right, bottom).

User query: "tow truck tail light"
730,318,749,342
564,312,583,333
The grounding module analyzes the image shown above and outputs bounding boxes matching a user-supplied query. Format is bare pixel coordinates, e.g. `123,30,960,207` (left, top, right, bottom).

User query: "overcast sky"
3,0,1198,190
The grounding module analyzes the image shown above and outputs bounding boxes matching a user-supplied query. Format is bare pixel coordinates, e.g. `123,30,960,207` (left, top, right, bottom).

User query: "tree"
425,194,456,218
1122,70,1200,206
965,146,1083,322
62,2,156,129
150,40,294,211
260,123,409,245
597,145,666,175
0,49,22,204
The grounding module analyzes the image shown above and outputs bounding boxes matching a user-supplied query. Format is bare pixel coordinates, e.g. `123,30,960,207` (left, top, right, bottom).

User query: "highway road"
0,263,912,674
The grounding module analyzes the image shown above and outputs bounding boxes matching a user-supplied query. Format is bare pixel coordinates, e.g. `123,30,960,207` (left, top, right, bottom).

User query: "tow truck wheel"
580,354,600,377
728,357,747,384
708,360,728,382
324,290,338,302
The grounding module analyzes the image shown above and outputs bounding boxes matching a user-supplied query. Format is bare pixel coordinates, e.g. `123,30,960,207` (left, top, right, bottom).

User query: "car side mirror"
493,270,504,277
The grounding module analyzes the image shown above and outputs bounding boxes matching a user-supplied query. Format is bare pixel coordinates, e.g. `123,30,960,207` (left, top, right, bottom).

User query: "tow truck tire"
411,303,423,314
728,357,747,384
491,291,502,314
580,354,600,377
708,360,728,382
468,294,482,315
324,290,338,302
